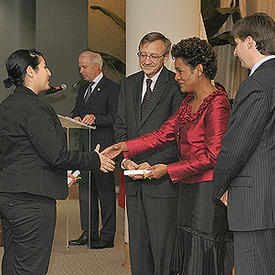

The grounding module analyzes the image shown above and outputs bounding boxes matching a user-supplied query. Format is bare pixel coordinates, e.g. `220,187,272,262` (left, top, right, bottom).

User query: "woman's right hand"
101,142,128,159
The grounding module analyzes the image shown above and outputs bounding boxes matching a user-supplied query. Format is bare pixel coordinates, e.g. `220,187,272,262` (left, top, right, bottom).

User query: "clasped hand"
94,144,115,173
102,142,168,179
101,142,128,159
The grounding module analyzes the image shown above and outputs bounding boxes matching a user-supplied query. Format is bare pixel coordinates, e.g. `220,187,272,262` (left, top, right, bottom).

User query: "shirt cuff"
121,158,128,169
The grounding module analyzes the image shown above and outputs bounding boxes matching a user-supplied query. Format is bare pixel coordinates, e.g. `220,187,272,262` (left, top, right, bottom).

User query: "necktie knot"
146,79,152,92
88,81,95,89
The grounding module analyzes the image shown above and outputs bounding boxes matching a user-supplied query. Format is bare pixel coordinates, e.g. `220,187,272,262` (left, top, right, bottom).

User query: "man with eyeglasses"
114,32,184,275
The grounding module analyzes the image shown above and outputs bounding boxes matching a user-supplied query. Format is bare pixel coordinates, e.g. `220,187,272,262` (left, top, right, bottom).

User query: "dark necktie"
141,79,152,118
84,81,95,103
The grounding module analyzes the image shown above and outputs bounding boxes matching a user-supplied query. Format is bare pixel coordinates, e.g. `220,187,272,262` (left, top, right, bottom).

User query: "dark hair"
231,13,275,55
3,49,43,88
171,37,217,79
139,32,171,55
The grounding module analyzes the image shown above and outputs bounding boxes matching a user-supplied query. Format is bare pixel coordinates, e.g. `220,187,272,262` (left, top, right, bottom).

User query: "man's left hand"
82,114,95,125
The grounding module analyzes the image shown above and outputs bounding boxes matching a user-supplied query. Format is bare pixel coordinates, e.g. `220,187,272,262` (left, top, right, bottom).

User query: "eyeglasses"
137,52,166,62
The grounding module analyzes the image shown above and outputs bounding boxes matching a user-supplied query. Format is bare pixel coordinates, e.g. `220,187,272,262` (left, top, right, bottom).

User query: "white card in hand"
124,170,150,176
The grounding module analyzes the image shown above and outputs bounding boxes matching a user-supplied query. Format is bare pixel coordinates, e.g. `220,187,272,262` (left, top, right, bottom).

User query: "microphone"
45,84,67,95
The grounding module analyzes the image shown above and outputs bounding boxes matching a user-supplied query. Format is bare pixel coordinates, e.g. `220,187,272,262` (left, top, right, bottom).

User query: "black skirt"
170,181,233,275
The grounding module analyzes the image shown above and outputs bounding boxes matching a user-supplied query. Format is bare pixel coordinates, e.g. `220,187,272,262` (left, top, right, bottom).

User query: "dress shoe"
69,231,88,246
89,240,114,249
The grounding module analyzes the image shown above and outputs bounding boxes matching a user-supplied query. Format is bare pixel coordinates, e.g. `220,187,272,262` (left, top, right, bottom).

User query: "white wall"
126,0,201,75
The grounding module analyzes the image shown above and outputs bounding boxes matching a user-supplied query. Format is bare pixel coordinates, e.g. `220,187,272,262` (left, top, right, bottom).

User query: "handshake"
95,142,128,173
100,142,168,180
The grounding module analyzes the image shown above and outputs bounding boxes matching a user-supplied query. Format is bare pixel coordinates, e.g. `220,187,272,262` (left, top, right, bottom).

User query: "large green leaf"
204,7,240,38
209,31,235,46
100,51,126,80
90,5,126,31
201,0,220,20
201,0,241,47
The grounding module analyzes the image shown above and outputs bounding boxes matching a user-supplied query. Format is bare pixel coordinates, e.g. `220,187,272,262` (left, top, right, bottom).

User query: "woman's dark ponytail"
3,76,14,88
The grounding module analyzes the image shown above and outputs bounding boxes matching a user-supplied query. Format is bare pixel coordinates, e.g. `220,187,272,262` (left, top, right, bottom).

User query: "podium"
58,115,95,249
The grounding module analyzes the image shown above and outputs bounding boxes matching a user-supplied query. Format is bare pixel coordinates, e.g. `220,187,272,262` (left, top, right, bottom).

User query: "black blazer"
213,58,275,231
72,75,119,150
0,86,100,200
114,66,185,197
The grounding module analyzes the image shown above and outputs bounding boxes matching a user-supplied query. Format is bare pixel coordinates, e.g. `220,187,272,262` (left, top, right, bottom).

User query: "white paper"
67,170,81,186
124,170,151,176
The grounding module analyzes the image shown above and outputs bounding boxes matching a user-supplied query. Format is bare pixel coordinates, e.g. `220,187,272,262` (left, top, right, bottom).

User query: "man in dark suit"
114,32,184,274
69,51,119,249
213,13,275,275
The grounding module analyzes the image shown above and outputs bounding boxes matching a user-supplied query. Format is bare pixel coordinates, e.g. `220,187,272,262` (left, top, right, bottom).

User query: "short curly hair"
171,37,217,79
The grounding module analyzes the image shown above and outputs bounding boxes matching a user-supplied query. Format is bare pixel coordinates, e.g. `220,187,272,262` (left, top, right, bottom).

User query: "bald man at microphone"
69,51,119,249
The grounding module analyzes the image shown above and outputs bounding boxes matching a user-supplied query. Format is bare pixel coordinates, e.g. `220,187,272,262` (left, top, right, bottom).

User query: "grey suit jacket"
213,58,275,231
114,66,185,198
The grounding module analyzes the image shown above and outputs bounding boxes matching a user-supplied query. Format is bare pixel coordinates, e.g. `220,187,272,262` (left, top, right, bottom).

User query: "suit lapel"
139,67,169,128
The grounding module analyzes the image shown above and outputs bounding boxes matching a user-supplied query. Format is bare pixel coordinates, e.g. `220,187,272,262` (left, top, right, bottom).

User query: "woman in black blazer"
0,49,115,275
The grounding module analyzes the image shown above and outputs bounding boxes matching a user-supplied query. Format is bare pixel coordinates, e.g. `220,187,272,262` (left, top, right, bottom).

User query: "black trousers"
233,228,275,275
79,171,116,242
78,131,116,242
0,192,56,275
126,186,178,275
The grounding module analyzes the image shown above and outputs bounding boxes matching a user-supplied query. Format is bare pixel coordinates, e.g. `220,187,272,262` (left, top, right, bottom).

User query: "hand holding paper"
146,164,168,180
124,169,151,176
67,170,81,187
123,159,139,170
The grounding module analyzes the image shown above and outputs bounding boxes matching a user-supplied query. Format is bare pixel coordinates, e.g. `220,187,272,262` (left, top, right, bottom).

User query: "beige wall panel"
88,0,126,63
126,0,200,74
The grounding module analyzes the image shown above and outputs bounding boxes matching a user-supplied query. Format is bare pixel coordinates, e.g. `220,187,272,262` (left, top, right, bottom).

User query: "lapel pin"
97,88,101,92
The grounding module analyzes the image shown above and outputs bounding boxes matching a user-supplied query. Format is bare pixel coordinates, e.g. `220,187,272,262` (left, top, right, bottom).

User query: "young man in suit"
69,51,119,249
114,32,184,274
213,13,275,275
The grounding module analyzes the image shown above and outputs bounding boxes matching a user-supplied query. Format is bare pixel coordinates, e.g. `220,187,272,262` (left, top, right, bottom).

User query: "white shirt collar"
141,67,163,102
143,67,163,90
250,55,275,76
92,72,103,84
84,72,103,98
